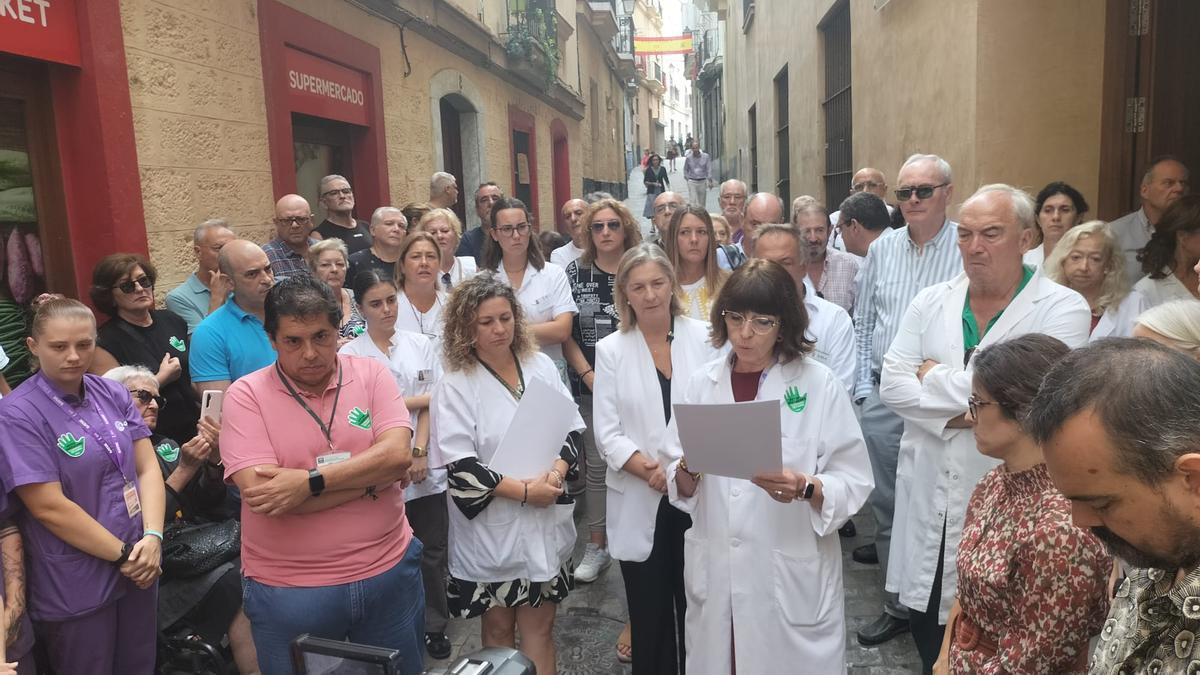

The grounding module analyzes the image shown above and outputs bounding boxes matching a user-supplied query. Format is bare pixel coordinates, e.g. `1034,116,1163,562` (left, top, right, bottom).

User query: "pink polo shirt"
222,354,414,587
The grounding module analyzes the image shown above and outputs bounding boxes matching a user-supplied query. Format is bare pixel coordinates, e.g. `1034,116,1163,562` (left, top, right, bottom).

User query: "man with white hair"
429,171,459,210
879,184,1091,670
347,207,407,283
314,175,372,255
853,153,964,648
718,179,748,244
166,218,237,333
1109,156,1190,285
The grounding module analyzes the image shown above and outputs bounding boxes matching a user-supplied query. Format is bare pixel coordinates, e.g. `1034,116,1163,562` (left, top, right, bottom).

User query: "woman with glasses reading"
89,254,200,444
666,259,873,673
483,197,577,376
561,199,643,587
669,205,729,322
932,335,1109,675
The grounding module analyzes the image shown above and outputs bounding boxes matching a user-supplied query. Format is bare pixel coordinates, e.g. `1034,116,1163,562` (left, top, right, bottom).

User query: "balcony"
506,0,562,89
614,14,637,79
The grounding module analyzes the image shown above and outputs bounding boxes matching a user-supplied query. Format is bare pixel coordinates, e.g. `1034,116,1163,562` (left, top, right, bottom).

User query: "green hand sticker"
350,324,366,337
348,407,372,430
168,336,186,352
57,433,86,458
156,442,180,462
784,386,807,413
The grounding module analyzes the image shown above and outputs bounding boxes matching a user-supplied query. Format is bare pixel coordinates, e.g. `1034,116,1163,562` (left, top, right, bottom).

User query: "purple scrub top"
0,372,151,621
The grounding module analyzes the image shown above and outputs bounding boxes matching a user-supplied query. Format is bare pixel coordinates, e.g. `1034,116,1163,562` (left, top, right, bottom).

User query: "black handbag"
162,519,241,579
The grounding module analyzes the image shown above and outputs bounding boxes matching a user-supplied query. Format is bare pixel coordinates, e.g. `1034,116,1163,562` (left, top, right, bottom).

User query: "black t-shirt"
97,309,200,443
566,260,617,392
347,248,397,286
455,226,486,266
316,218,373,255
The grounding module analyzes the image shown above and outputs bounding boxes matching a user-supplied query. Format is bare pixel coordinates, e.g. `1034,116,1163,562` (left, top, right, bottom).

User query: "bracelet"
143,529,163,541
549,469,563,488
679,458,702,481
579,369,594,379
521,483,529,507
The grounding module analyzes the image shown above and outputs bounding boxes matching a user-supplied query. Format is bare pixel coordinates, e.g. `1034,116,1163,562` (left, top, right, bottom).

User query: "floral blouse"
951,463,1111,674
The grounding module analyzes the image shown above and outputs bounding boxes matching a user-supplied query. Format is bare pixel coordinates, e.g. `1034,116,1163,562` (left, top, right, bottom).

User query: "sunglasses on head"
590,220,622,233
894,183,948,202
114,276,153,294
129,389,166,408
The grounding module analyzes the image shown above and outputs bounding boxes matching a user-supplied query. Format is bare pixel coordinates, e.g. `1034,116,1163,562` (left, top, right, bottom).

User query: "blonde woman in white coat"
665,259,874,674
593,244,719,674
1041,220,1147,341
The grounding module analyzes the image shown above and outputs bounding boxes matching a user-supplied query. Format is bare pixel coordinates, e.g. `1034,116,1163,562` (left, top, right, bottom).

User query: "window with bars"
775,65,790,208
748,103,759,193
820,3,851,210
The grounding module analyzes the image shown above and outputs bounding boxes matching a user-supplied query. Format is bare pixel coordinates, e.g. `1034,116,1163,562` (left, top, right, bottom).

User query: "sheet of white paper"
674,400,783,480
489,377,579,480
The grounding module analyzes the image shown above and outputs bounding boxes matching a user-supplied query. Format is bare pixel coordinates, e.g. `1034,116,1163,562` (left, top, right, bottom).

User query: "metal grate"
748,104,758,193
775,65,790,208
821,3,852,210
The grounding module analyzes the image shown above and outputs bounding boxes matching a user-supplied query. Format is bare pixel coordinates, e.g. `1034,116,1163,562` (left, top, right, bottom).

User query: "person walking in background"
642,154,670,220
682,140,712,208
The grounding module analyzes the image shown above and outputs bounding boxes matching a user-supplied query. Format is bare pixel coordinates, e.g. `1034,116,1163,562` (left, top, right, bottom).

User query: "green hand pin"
57,433,86,458
156,442,180,462
784,386,807,413
348,407,372,430
168,336,186,352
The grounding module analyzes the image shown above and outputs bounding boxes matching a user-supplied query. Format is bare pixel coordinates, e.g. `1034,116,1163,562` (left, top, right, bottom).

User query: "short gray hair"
370,206,405,227
1027,338,1200,484
430,171,456,196
900,153,953,184
193,218,231,245
966,183,1037,231
319,174,349,194
307,237,349,270
104,365,157,388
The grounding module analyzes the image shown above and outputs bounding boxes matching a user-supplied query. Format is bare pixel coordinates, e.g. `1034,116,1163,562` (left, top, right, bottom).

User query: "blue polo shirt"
190,297,276,384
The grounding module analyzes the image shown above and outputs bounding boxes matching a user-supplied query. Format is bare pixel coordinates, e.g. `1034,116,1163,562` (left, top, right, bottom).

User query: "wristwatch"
308,468,325,497
799,477,815,500
112,542,133,567
411,445,427,458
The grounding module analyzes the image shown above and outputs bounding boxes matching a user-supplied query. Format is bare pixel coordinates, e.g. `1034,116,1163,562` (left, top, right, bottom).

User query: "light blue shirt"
165,272,227,334
189,297,276,384
852,219,962,401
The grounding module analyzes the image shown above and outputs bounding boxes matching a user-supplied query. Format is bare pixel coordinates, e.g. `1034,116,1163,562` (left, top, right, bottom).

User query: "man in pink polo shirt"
221,275,422,675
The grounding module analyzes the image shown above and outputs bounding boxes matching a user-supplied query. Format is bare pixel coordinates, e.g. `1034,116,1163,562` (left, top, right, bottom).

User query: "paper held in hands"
674,400,783,480
488,377,579,480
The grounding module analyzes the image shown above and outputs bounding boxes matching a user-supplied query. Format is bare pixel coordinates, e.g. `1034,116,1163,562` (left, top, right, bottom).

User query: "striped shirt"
853,219,962,401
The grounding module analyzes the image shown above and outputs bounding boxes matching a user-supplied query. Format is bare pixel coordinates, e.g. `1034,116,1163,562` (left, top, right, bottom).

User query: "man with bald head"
719,179,748,244
190,240,277,396
314,175,372,255
429,171,459,210
264,194,319,280
740,192,785,254
551,198,589,267
348,206,407,283
830,167,894,254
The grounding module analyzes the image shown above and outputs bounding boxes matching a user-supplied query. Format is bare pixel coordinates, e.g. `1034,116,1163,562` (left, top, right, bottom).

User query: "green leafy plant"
506,5,560,87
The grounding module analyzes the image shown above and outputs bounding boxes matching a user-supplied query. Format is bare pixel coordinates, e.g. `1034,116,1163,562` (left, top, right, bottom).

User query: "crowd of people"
0,149,1194,675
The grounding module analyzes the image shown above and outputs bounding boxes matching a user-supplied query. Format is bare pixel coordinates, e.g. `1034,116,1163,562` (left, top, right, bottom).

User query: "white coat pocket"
682,532,708,606
771,549,831,627
481,497,519,527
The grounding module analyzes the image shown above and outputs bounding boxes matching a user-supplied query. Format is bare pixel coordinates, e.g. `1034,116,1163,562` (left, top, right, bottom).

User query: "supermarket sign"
0,0,81,66
284,47,369,126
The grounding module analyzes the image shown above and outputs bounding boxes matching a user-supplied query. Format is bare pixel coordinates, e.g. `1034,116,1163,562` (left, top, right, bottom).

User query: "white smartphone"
200,390,224,424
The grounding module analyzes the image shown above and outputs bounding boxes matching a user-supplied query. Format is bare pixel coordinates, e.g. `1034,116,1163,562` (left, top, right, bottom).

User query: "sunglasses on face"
129,389,167,408
590,220,622,233
322,187,353,198
894,183,949,202
114,276,153,294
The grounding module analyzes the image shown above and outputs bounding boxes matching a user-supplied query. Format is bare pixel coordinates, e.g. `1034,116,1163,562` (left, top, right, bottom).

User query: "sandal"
616,622,632,664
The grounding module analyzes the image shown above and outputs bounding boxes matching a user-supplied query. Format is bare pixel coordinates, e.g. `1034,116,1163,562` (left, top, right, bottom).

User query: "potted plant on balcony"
505,6,559,88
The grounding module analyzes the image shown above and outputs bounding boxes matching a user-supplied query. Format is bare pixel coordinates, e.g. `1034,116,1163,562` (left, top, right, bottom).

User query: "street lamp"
621,0,634,14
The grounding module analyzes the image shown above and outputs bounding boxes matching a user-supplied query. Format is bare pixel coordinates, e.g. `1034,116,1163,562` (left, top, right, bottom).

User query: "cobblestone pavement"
426,168,923,673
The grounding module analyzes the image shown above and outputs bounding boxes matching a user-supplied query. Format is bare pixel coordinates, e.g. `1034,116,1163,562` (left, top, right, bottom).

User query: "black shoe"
425,632,452,660
856,612,909,646
838,520,857,538
852,543,879,565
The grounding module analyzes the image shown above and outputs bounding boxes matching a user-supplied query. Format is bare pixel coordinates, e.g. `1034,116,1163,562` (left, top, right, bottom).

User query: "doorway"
512,130,533,209
292,113,353,222
1099,0,1200,218
440,97,468,227
550,119,570,232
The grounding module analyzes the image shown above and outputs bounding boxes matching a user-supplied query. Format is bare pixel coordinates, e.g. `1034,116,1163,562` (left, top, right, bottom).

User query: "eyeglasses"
129,389,167,408
654,202,683,214
721,310,779,335
321,187,353,198
590,220,622,233
894,183,949,202
967,394,999,419
276,215,313,227
492,223,531,237
114,276,153,294
851,180,883,193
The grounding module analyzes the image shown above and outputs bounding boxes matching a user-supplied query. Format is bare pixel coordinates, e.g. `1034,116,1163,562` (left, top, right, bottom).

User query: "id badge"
417,369,433,382
316,451,351,467
123,482,141,518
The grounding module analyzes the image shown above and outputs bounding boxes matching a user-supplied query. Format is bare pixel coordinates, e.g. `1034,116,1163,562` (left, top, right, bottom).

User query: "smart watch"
308,468,326,497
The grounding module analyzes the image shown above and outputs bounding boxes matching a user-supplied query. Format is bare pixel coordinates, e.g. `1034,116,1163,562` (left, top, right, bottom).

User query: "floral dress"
951,463,1111,674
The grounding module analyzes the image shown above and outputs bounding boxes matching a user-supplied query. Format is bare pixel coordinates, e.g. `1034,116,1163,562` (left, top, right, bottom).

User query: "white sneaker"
573,543,612,583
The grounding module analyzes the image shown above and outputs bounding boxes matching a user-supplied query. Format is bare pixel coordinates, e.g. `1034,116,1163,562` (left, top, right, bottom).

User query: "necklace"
480,356,525,401
406,291,441,337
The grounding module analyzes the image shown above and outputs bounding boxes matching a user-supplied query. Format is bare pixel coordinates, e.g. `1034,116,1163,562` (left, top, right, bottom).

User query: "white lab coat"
880,270,1090,622
803,277,855,395
394,289,448,346
593,317,718,562
1133,273,1198,308
440,257,477,292
664,354,874,674
340,330,446,500
1090,290,1148,341
430,351,586,583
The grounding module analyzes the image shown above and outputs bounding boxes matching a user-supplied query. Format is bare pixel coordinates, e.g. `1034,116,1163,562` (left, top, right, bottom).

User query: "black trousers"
618,497,692,675
406,492,451,633
909,525,947,675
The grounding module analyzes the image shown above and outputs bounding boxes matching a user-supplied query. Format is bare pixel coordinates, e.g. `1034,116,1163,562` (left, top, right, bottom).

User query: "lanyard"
36,375,132,484
480,356,525,402
276,362,343,450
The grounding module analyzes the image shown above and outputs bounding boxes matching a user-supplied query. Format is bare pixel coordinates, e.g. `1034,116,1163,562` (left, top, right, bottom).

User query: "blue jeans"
244,539,426,675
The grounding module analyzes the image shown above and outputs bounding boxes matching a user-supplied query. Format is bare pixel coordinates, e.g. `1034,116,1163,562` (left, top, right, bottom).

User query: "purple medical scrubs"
0,372,157,675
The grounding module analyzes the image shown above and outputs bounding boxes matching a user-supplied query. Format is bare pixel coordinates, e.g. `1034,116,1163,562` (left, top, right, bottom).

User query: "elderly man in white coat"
879,183,1092,673
664,259,874,674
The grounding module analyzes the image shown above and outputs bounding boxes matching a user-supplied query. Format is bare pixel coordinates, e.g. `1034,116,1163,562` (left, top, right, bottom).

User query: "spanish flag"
633,35,694,55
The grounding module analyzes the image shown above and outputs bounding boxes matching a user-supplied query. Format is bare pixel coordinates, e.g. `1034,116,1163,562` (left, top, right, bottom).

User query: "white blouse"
493,262,578,363
440,257,477,292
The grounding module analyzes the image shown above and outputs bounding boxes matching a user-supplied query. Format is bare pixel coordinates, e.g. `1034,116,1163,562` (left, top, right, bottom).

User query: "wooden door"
440,98,468,226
